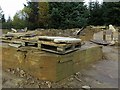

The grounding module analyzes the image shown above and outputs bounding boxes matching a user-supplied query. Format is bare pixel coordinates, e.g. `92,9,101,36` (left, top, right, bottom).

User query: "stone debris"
26,74,32,80
82,85,91,90
19,70,26,78
68,77,74,82
20,70,25,75
11,70,15,74
74,76,82,82
30,80,35,84
16,68,20,72
109,41,115,46
6,68,11,72
109,24,116,32
11,28,17,33
9,44,21,48
45,81,52,88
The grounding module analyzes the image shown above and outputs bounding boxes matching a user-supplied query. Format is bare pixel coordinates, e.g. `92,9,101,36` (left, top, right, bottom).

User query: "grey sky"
0,0,104,20
0,0,27,19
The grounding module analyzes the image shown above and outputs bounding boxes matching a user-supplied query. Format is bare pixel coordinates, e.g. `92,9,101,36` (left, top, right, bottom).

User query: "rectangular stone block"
2,43,103,82
2,46,25,70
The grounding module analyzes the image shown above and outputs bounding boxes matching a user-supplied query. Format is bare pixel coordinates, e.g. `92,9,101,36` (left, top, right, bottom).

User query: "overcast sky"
0,0,103,20
0,0,27,19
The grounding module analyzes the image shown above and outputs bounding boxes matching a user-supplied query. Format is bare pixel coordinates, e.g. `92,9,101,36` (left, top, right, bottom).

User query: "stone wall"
2,43,103,82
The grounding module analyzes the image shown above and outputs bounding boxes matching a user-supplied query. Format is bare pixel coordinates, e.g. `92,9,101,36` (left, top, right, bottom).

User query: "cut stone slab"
38,36,81,54
54,38,81,43
9,44,21,48
90,39,110,46
38,41,81,54
39,36,81,44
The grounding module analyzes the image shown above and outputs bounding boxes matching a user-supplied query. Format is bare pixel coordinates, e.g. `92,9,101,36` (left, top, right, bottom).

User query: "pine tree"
49,2,88,29
88,1,103,25
38,2,49,28
24,1,39,29
102,2,120,26
1,14,5,22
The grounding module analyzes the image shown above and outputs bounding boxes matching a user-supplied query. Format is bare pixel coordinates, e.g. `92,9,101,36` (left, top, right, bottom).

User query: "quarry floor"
1,43,119,89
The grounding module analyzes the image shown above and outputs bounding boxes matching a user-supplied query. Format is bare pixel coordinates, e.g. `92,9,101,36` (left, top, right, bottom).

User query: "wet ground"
1,44,119,89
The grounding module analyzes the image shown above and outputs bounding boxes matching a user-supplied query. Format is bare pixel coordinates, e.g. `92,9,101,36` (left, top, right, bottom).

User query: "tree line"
0,1,120,30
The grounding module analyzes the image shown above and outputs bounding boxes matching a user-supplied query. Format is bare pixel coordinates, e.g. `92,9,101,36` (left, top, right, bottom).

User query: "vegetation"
1,1,120,30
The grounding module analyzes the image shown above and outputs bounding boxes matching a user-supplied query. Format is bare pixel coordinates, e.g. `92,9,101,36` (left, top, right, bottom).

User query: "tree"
0,6,4,29
38,2,49,28
88,2,120,26
24,1,39,29
5,16,13,29
0,6,3,22
88,1,103,25
49,2,88,29
102,2,120,26
1,14,5,22
1,14,6,29
12,11,27,29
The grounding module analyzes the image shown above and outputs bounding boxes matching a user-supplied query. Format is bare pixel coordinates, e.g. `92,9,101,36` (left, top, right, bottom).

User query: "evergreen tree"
12,12,27,29
88,1,103,25
38,2,49,28
49,2,88,29
24,1,39,29
1,14,5,22
102,2,120,26
6,16,13,29
1,14,6,29
0,6,3,21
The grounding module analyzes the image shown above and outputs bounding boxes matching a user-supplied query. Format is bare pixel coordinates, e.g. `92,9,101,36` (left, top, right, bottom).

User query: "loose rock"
82,85,91,90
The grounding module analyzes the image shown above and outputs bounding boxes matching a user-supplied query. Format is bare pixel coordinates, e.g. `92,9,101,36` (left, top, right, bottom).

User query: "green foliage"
38,2,49,28
88,2,120,26
24,2,39,29
102,2,120,26
1,2,120,29
2,16,13,29
49,2,88,29
88,2,104,25
0,6,3,22
12,12,27,29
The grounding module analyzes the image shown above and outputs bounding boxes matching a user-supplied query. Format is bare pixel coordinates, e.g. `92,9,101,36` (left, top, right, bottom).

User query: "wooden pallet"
38,41,81,54
1,39,38,47
1,36,81,54
22,40,38,47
